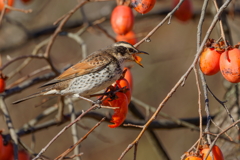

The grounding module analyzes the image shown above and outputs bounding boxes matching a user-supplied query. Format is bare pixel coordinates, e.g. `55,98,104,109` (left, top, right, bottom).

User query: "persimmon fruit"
115,78,131,104
173,0,193,22
199,48,222,75
184,156,202,160
111,5,134,35
220,48,240,83
131,0,156,14
124,67,133,91
108,92,128,128
116,31,137,45
200,145,224,160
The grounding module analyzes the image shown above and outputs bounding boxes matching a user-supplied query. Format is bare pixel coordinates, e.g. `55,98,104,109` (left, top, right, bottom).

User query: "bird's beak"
132,51,149,67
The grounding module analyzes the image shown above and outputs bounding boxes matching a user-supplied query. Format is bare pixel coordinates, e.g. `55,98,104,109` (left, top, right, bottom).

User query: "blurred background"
0,0,240,159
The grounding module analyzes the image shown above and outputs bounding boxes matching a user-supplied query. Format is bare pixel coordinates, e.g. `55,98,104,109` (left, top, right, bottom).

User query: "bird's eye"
129,48,135,53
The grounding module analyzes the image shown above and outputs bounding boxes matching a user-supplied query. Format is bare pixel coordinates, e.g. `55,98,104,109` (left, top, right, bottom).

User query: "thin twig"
210,119,233,141
32,104,99,160
193,66,203,152
7,38,50,80
6,66,51,89
207,85,237,128
66,98,80,160
134,0,186,48
54,118,105,160
0,54,46,71
131,97,201,131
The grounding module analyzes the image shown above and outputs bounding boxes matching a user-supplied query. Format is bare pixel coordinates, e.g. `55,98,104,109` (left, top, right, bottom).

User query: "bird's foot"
92,99,102,109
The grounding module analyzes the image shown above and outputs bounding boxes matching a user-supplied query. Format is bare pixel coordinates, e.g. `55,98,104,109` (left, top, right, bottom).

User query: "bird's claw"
92,99,102,109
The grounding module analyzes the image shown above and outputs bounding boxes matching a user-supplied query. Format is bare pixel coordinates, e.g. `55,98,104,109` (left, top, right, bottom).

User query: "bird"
13,41,148,104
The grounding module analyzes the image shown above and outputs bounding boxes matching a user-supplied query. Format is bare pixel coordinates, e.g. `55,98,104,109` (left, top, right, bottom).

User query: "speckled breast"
61,61,122,96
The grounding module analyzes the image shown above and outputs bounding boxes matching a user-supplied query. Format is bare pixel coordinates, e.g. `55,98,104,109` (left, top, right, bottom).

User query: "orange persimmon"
184,156,202,160
108,92,128,128
200,48,222,75
124,67,133,91
116,31,137,45
131,0,156,14
220,48,240,83
115,78,131,104
111,5,134,35
200,145,224,160
173,0,193,22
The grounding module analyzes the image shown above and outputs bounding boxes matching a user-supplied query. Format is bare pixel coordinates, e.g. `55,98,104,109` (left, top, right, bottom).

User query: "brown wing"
40,53,113,87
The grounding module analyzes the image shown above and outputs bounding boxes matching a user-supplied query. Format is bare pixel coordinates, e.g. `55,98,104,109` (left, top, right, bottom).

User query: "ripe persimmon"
116,31,137,45
200,145,224,160
115,78,131,104
111,5,134,35
124,67,133,91
131,0,156,14
108,92,128,128
184,156,202,160
172,0,193,22
220,48,240,83
200,48,222,75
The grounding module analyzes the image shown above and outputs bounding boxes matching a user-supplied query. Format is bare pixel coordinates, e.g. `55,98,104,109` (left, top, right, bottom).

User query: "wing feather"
40,53,113,87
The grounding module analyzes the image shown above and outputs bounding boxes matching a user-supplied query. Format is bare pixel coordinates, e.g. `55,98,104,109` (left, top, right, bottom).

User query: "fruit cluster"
184,144,224,160
98,67,133,128
200,39,240,83
111,0,156,45
0,135,30,160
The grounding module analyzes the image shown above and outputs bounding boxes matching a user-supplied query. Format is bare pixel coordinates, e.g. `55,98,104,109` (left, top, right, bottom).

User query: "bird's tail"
12,92,42,104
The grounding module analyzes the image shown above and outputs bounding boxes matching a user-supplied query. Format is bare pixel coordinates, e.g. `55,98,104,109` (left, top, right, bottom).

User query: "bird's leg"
72,94,95,103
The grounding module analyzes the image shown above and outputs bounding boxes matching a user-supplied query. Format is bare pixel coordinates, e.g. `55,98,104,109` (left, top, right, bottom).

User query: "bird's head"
111,41,149,67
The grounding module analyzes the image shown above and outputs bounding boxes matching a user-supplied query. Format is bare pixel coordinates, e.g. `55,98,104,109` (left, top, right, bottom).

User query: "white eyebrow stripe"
114,43,133,48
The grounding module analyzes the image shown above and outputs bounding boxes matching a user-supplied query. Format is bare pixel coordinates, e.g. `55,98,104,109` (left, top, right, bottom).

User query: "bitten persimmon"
115,78,131,104
0,0,14,12
200,48,222,75
220,48,240,83
131,0,156,14
0,136,13,160
172,0,193,22
184,156,202,160
200,145,224,160
111,5,134,35
116,31,137,45
124,67,133,91
108,92,128,128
